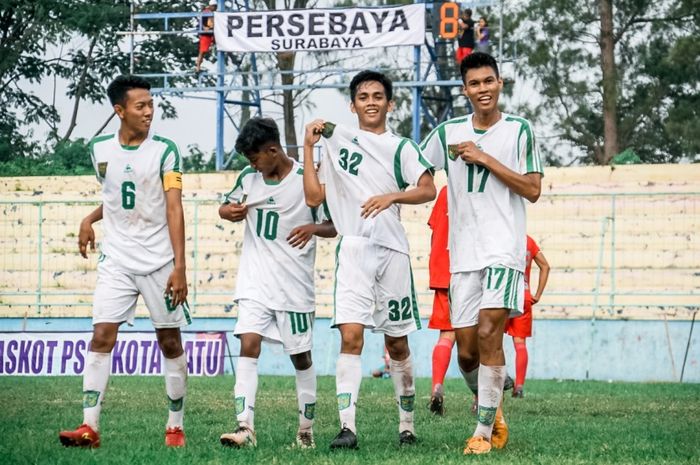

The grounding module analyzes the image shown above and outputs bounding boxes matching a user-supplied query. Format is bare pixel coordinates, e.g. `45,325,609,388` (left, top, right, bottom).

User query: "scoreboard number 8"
439,2,459,39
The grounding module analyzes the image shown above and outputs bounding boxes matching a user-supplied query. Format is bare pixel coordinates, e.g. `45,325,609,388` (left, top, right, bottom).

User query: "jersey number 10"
255,208,279,240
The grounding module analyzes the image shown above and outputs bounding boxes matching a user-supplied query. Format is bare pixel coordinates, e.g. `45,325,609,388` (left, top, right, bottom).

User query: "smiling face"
115,88,153,136
350,80,393,133
462,65,503,117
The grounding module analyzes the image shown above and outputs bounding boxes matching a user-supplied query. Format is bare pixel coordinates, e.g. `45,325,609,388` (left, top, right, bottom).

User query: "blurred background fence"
1,190,697,321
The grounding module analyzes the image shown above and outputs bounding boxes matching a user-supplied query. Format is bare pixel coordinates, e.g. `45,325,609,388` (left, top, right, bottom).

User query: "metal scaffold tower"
122,1,504,170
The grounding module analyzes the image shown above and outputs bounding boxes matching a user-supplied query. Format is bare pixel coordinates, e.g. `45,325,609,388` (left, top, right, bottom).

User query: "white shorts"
332,236,420,337
234,299,314,355
92,255,191,329
450,265,524,328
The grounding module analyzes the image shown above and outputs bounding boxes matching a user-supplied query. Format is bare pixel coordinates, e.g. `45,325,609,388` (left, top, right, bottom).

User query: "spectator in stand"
456,9,476,66
195,1,218,74
475,17,490,54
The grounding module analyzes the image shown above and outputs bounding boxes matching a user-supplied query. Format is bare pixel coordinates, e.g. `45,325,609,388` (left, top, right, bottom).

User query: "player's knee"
385,336,409,360
477,322,500,343
239,338,262,358
90,326,118,352
340,334,363,354
457,349,479,371
158,336,184,358
290,351,312,370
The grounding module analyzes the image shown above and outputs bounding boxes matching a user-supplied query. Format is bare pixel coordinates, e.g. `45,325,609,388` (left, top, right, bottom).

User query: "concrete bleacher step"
2,165,699,320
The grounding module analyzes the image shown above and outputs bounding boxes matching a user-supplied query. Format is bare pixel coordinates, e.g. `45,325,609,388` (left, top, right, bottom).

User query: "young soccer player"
427,186,454,416
218,117,335,449
303,70,436,449
505,235,550,398
59,75,190,448
428,186,513,417
420,52,544,455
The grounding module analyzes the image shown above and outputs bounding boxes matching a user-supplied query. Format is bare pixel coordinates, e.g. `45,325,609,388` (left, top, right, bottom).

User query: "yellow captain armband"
163,171,183,191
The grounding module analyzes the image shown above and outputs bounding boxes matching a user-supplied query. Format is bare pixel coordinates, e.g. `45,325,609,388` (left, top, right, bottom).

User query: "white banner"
0,332,226,376
214,4,425,52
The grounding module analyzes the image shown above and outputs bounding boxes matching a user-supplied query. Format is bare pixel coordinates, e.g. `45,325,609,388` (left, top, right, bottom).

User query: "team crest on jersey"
447,144,459,160
97,162,108,178
124,164,134,173
337,393,351,410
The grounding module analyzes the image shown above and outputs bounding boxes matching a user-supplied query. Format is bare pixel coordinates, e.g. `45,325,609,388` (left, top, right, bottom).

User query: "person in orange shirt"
505,235,550,397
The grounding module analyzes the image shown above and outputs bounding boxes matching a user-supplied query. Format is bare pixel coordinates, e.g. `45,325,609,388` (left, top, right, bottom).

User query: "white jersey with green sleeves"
89,132,182,275
319,123,433,254
420,114,544,273
223,161,325,312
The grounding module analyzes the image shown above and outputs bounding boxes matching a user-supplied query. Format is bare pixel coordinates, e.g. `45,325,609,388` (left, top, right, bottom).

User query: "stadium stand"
1,164,698,320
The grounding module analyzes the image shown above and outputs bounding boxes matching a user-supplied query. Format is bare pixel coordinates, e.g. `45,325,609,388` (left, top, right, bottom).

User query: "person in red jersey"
505,235,550,398
426,186,454,415
427,186,514,417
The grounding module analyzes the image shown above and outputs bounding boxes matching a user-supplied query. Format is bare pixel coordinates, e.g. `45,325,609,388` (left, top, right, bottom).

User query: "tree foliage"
0,0,214,173
513,0,699,164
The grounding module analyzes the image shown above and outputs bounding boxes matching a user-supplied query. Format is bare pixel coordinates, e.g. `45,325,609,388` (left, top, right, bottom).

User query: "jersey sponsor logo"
351,136,359,145
267,197,275,205
124,164,134,173
97,162,108,178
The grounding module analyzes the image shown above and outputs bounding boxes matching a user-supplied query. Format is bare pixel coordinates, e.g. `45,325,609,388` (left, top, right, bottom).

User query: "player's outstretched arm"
302,119,326,207
531,251,550,304
78,205,103,258
165,188,188,307
218,202,248,223
458,141,542,203
286,220,337,249
361,171,436,218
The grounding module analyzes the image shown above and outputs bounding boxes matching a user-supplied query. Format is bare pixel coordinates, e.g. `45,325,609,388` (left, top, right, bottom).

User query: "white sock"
473,364,506,440
336,353,361,433
389,355,416,434
234,357,258,430
82,351,111,431
164,353,187,429
460,365,480,396
295,365,317,431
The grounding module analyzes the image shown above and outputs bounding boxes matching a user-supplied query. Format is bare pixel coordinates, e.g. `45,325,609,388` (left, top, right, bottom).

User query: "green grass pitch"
0,376,698,464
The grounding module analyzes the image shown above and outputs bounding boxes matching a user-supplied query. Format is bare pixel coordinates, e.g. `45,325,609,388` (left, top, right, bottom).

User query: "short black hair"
349,70,393,102
106,75,151,107
235,117,280,157
464,8,472,16
460,52,500,83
